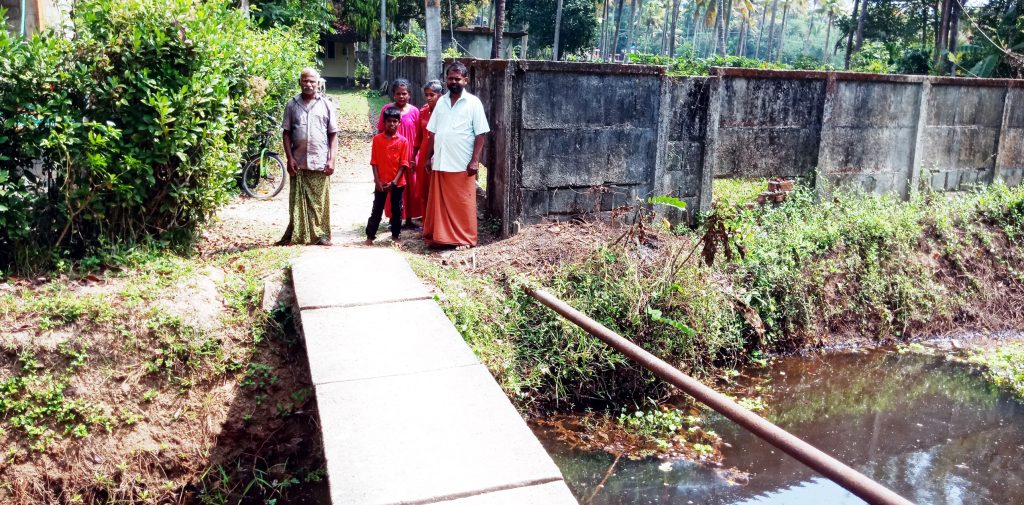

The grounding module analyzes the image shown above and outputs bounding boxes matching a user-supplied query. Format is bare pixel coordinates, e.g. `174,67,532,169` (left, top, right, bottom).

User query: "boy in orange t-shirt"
365,106,410,245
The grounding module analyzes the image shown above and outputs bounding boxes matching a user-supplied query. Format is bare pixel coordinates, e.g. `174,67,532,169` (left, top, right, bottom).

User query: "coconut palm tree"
803,0,817,53
764,0,781,60
818,0,841,65
773,0,807,62
754,0,769,58
730,0,756,55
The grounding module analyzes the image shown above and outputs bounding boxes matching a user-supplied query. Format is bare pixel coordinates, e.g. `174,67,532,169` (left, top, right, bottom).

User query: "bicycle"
240,114,287,199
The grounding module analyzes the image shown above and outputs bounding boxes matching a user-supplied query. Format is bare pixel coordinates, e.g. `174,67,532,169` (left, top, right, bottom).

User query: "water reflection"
539,350,1024,504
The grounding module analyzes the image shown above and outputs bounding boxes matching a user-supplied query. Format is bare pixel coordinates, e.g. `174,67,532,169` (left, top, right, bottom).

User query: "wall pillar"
813,72,838,201
907,79,932,197
993,83,1014,184
653,73,672,218
698,74,722,213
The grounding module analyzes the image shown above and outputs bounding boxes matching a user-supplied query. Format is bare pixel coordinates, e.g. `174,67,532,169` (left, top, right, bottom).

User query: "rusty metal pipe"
525,287,915,505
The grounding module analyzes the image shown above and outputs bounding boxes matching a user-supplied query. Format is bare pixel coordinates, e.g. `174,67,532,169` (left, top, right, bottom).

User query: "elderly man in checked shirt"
279,67,339,246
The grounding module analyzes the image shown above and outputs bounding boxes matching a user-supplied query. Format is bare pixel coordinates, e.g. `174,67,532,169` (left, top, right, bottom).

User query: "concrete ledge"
300,301,480,385
433,481,580,504
317,365,566,505
291,248,431,309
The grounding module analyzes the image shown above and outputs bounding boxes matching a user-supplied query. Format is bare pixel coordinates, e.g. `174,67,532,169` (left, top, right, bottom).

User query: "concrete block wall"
711,70,826,180
997,88,1024,187
380,58,1024,234
516,62,664,223
818,77,922,197
919,82,1005,191
657,76,711,220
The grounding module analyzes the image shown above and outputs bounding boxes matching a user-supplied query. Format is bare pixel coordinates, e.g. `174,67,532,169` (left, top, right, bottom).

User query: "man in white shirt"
423,61,490,248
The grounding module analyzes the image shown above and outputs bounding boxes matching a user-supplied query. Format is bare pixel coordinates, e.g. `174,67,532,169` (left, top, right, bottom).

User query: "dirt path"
205,91,378,253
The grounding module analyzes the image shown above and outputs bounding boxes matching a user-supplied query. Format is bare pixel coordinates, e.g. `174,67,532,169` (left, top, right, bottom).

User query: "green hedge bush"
0,0,317,273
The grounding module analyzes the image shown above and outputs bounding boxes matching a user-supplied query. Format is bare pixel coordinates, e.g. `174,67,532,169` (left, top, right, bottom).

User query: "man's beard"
448,83,463,95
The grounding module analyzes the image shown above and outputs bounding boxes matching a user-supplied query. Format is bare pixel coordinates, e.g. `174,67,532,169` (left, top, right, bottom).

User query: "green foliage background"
0,0,317,273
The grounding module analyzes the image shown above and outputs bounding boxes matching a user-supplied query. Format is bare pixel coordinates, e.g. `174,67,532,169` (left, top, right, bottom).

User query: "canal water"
538,349,1024,504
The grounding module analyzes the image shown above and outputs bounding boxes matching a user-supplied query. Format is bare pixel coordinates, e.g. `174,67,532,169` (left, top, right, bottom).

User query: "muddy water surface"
539,350,1024,504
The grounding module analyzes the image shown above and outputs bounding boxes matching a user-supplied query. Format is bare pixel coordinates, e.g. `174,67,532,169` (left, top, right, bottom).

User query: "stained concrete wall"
704,68,1022,209
516,62,664,222
712,71,826,180
997,88,1024,187
818,77,923,197
380,59,1024,234
657,76,711,220
920,82,1007,191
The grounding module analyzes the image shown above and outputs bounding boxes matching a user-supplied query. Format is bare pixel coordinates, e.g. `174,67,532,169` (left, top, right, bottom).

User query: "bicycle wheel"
242,153,287,199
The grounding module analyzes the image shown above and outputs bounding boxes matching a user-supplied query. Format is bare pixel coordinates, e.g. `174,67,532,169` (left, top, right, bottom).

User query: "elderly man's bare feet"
363,238,374,246
392,237,403,248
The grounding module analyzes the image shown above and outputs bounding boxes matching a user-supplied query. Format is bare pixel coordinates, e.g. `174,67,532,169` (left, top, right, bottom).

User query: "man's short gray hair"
300,67,320,80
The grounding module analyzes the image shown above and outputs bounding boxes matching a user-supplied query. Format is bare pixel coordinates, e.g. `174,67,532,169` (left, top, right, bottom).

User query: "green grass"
327,88,388,134
712,178,768,207
968,344,1024,398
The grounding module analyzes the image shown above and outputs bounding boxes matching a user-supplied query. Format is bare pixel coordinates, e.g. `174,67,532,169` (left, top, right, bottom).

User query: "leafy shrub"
790,54,825,70
628,52,789,76
355,61,371,79
249,0,335,37
418,246,746,409
894,46,933,75
391,32,425,57
0,0,317,273
733,187,964,344
849,41,893,73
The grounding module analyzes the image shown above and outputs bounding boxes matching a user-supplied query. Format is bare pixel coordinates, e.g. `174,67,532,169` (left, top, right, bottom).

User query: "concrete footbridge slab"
291,248,578,505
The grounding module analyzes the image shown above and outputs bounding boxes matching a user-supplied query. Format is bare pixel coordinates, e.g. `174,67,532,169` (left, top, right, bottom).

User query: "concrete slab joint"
289,248,577,505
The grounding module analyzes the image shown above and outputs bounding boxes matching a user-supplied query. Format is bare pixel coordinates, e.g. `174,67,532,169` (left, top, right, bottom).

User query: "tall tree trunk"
491,0,506,58
947,0,959,75
738,18,748,56
723,0,734,55
668,0,681,56
713,0,723,55
553,0,564,59
425,0,442,80
626,0,644,57
775,4,788,62
765,0,780,61
843,0,860,68
823,15,833,64
935,0,951,65
599,0,610,59
854,0,868,51
755,1,768,58
522,21,530,56
695,18,704,56
379,0,387,88
612,0,627,58
920,4,927,47
803,3,816,52
661,0,672,54
240,0,250,16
